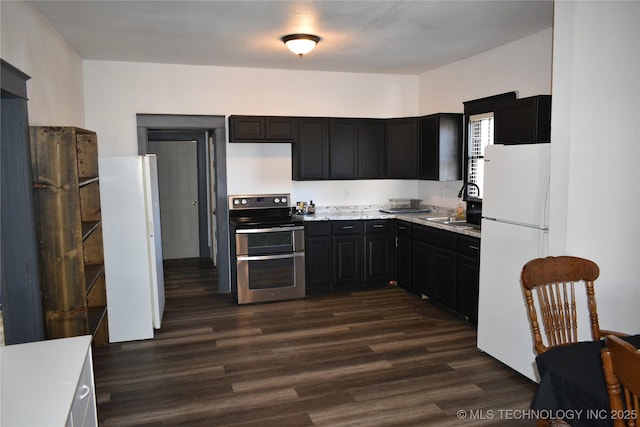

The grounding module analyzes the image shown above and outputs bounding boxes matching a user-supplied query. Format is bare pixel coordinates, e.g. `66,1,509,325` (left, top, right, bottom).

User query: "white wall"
416,29,553,206
417,28,553,115
549,1,640,332
82,60,418,205
0,1,85,126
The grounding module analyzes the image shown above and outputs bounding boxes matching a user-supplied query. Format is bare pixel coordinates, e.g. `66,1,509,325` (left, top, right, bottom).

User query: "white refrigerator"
476,143,550,381
99,155,165,342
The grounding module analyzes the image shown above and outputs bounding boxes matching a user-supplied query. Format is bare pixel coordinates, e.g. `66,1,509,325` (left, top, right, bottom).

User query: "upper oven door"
235,226,304,256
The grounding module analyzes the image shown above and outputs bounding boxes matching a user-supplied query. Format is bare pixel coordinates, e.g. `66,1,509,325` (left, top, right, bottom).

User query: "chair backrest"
520,256,602,354
601,335,640,427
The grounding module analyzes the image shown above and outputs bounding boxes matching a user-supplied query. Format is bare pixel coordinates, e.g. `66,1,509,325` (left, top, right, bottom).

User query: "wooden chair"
521,256,625,427
521,255,624,355
601,335,640,427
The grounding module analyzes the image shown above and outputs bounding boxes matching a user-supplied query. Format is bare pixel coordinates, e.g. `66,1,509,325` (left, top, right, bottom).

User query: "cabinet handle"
469,245,479,250
78,384,91,400
398,226,407,230
342,226,354,230
373,225,384,228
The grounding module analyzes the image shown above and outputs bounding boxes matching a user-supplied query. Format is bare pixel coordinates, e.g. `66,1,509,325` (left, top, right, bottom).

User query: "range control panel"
228,194,290,210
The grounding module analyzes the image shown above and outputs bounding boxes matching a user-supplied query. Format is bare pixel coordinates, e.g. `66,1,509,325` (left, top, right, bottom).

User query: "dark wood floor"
93,258,538,426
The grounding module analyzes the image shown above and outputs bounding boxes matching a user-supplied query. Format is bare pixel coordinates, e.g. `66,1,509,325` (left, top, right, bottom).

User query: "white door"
148,140,199,259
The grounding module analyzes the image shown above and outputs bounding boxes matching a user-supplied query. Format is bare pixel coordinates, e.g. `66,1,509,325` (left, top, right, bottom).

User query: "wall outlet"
344,189,351,199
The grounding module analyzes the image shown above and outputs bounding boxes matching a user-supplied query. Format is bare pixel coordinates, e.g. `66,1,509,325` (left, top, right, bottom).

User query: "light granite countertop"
293,205,481,238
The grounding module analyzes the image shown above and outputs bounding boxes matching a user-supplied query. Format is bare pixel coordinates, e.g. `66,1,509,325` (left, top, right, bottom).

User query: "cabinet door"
358,119,385,178
419,113,462,181
305,222,331,294
292,118,329,180
457,253,480,324
494,95,551,144
230,116,265,141
395,221,412,291
332,221,363,291
364,220,394,287
329,119,358,179
431,247,457,309
386,118,419,178
333,235,362,290
457,235,480,324
265,117,297,141
411,240,430,295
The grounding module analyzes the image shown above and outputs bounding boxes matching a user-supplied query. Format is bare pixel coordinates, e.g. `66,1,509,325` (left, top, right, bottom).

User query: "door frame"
136,114,230,293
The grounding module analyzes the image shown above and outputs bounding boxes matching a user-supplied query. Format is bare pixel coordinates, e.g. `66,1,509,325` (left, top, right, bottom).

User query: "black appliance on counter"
228,194,305,304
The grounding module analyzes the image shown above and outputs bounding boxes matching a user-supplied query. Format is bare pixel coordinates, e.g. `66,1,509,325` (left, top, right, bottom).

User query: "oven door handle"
235,226,304,234
237,252,304,261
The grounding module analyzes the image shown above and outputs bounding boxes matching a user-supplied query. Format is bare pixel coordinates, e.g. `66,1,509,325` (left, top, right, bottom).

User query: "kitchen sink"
421,217,481,229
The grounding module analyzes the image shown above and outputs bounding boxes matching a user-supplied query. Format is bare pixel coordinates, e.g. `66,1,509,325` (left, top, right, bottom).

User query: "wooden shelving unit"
29,127,108,346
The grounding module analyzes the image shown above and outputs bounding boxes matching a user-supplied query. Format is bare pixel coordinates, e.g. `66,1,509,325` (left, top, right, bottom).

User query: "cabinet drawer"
458,236,481,259
332,220,363,235
395,220,412,238
413,224,456,251
305,221,330,237
365,220,391,233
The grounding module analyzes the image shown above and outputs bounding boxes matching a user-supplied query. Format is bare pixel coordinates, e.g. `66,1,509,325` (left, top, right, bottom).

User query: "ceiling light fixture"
281,34,320,57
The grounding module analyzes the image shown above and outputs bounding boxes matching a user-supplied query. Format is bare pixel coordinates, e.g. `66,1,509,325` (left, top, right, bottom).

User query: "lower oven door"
236,252,305,304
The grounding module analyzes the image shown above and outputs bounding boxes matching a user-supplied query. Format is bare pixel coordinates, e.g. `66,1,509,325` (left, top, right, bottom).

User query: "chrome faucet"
458,182,481,199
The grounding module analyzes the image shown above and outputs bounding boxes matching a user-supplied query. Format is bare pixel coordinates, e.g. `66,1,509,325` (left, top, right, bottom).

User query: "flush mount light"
281,34,320,57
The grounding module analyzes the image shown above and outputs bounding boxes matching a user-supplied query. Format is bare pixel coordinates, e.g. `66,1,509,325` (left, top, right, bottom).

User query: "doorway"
136,114,230,293
148,134,200,259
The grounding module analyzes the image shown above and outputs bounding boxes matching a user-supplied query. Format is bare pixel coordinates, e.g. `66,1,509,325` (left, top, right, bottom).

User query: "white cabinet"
0,335,97,427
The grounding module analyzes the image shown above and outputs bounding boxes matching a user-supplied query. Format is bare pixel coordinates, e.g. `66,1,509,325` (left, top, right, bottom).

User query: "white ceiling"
32,0,554,75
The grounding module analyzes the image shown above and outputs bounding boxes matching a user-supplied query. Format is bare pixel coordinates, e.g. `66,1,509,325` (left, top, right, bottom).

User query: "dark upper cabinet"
357,119,386,179
419,113,463,181
494,95,551,144
329,119,358,179
229,115,297,142
329,118,385,179
292,118,329,180
386,118,419,179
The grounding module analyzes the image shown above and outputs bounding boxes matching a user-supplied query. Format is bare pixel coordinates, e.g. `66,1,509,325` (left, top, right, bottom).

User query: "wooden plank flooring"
93,258,538,426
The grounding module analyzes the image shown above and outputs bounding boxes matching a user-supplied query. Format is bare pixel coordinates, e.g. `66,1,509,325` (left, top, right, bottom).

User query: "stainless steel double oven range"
229,194,305,304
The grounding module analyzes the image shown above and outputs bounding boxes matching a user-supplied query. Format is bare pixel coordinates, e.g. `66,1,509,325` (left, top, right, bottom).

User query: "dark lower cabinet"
400,220,480,323
395,221,412,291
431,246,457,308
411,240,430,295
363,220,394,286
456,236,481,324
412,224,457,309
304,221,331,294
304,220,394,294
332,221,363,291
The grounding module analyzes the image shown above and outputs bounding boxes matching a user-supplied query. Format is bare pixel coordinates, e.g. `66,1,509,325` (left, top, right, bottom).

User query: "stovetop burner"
228,193,302,228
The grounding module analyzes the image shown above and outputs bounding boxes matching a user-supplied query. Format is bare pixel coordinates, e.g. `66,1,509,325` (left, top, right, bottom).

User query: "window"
466,112,494,199
462,92,516,200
